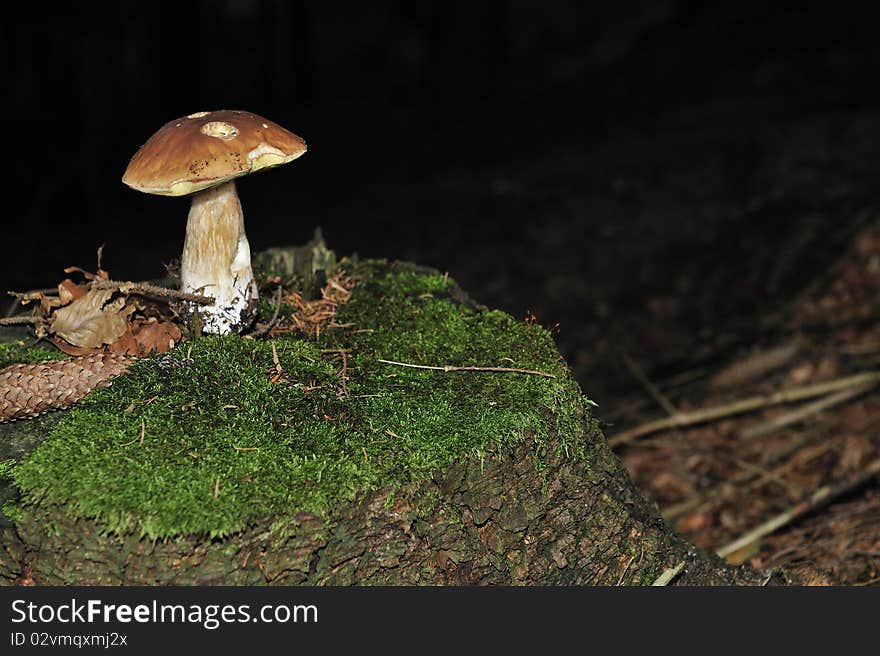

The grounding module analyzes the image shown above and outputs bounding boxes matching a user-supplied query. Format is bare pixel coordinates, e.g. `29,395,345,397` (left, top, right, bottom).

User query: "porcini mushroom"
122,110,307,334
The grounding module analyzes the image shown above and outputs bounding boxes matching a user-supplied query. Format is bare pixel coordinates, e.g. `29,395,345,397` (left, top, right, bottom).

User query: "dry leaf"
109,318,181,356
16,290,62,315
107,325,139,356
57,278,90,305
50,288,134,348
132,319,181,354
50,336,104,356
63,265,109,281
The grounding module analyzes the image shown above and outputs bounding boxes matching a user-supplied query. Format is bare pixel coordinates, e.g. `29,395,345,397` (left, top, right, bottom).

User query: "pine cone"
0,353,133,423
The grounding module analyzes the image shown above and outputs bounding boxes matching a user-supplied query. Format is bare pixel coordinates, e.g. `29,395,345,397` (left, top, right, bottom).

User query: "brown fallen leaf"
133,318,181,354
12,290,62,316
63,264,109,282
109,318,181,356
49,337,103,356
106,325,139,356
57,278,90,305
49,288,134,349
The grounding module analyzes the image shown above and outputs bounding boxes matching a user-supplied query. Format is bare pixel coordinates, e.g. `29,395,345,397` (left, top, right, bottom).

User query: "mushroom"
122,110,307,334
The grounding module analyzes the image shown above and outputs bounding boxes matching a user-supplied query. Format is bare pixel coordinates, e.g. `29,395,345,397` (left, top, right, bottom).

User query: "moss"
0,339,65,369
10,262,593,540
636,551,672,586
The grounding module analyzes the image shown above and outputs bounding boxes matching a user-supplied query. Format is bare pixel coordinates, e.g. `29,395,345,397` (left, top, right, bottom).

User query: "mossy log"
0,254,764,585
1,427,753,585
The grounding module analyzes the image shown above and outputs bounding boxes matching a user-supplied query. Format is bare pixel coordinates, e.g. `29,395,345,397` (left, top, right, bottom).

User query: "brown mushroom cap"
122,110,307,196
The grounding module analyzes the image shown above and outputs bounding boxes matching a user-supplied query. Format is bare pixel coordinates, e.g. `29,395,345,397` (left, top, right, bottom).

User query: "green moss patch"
10,263,591,539
0,339,66,369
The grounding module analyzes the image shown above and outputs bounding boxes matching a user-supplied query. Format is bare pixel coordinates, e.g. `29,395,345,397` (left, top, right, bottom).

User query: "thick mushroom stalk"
122,110,306,334
180,181,258,334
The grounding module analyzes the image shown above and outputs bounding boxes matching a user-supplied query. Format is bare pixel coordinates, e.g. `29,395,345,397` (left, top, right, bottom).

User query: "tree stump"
0,255,765,585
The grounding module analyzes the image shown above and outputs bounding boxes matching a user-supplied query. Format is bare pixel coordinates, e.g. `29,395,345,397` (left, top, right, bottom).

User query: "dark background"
4,0,880,404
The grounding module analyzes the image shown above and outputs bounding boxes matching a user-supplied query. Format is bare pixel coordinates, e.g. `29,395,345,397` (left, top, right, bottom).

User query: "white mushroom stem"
180,181,258,334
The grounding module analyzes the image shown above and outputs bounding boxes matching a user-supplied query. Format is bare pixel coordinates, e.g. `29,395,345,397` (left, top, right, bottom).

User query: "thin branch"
7,290,58,303
248,285,284,338
662,431,818,521
616,547,641,586
621,351,677,416
378,358,556,378
608,370,880,447
0,316,42,326
740,383,874,439
716,457,880,560
4,287,57,317
651,561,686,586
91,279,215,305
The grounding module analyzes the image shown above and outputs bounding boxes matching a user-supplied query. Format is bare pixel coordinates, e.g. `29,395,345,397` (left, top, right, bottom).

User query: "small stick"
7,291,60,310
662,431,818,521
652,561,686,586
621,351,678,416
91,279,215,305
378,358,555,378
709,340,802,389
0,316,42,326
728,457,795,492
119,418,146,448
271,342,282,372
740,383,874,439
608,370,880,447
840,341,880,355
248,285,284,338
715,457,880,560
4,288,57,317
615,549,639,586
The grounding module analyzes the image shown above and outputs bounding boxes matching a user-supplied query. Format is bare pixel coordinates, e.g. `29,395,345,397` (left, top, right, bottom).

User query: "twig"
378,358,555,378
716,457,880,560
709,340,802,389
728,457,796,494
608,371,880,447
740,384,874,439
840,341,880,355
616,548,640,586
662,430,819,521
119,418,146,448
8,290,58,303
0,316,42,326
92,279,214,305
248,285,284,339
621,351,677,416
4,288,58,317
652,561,686,586
271,342,282,372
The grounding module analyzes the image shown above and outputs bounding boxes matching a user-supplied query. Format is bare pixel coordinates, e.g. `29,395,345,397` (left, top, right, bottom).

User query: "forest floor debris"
614,221,880,584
